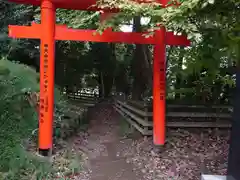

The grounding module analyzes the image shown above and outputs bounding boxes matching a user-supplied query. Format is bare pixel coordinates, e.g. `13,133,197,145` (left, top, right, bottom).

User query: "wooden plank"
126,100,232,109
68,100,96,107
114,99,232,132
71,99,97,104
67,92,97,96
127,100,147,109
126,119,231,128
115,100,232,118
79,103,96,107
113,106,150,135
74,95,97,99
68,98,96,103
144,122,231,135
67,95,97,100
72,97,97,101
129,111,232,118
116,100,151,117
167,121,231,128
115,103,152,126
68,96,97,103
166,112,231,118
167,104,232,109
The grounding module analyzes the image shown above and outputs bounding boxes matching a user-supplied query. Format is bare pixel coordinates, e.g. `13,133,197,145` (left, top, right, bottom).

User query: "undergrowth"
0,59,40,174
0,58,86,180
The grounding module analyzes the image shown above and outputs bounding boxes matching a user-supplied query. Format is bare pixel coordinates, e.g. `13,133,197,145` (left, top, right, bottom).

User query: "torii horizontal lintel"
8,24,190,46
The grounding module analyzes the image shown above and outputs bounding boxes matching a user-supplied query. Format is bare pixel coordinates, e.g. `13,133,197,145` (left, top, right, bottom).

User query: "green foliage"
0,1,38,58
2,148,52,180
0,58,40,173
2,0,239,102
0,58,82,179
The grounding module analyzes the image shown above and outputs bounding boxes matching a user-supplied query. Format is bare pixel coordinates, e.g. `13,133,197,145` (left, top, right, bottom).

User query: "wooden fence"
66,92,99,107
113,99,232,135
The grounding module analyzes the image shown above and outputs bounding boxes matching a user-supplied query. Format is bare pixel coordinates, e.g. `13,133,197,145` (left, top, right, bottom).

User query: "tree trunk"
95,43,116,98
130,16,152,100
98,72,103,98
100,72,105,97
227,46,240,180
175,47,184,100
227,67,240,180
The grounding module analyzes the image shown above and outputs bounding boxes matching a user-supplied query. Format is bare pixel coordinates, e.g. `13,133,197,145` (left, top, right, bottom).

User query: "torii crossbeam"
8,0,190,156
9,23,190,45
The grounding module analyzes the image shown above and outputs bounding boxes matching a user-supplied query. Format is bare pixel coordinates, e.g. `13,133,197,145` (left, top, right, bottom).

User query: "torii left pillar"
38,0,56,156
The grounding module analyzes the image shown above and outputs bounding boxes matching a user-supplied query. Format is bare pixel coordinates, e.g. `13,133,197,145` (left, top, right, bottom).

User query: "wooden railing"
113,99,232,135
66,92,99,107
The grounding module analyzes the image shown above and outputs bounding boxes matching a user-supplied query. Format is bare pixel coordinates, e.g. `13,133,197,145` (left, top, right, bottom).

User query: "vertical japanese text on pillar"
40,44,49,124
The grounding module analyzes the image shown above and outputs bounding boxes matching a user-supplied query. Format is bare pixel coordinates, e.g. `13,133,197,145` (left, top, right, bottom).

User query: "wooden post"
227,66,240,180
153,27,166,145
143,102,149,134
38,0,56,156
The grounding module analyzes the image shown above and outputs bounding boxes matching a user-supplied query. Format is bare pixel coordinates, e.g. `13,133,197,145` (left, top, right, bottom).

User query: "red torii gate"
8,0,190,156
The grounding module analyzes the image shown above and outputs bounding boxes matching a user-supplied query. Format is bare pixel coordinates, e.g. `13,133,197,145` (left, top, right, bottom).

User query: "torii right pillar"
153,27,166,145
152,0,186,146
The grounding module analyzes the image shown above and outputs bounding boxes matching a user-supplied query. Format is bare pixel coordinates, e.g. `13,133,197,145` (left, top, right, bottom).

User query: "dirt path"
71,103,144,180
58,103,229,180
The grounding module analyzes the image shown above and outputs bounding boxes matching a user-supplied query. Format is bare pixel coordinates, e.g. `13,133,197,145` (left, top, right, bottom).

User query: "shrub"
0,59,66,179
0,58,88,180
0,59,40,172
